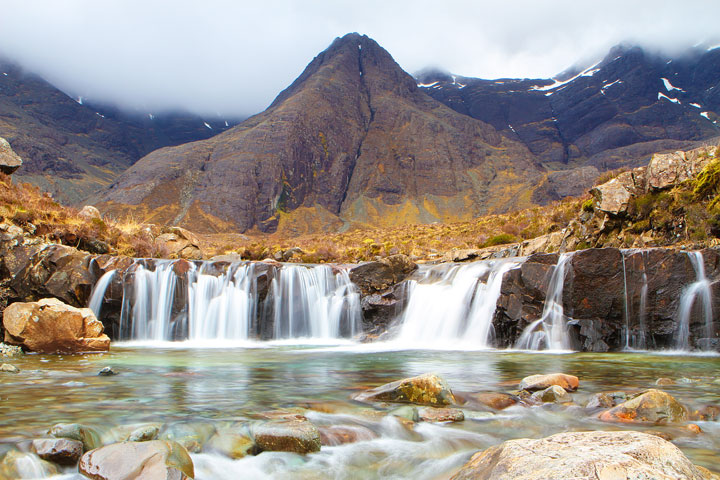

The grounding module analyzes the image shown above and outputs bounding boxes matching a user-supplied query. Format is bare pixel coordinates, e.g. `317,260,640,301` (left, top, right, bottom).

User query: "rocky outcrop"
450,431,714,480
3,298,109,353
353,373,457,406
0,137,22,174
78,441,194,480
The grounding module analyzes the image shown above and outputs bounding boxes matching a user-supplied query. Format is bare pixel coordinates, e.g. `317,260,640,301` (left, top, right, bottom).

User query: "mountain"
98,33,542,234
418,44,720,189
0,58,236,204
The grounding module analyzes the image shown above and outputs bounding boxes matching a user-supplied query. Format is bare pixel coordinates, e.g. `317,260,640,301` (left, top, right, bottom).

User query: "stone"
49,423,102,452
78,206,102,220
0,450,58,478
591,174,634,215
318,425,378,446
0,137,22,175
646,148,713,191
418,407,465,422
3,298,110,353
31,438,83,465
154,226,203,260
98,367,117,376
692,405,720,421
466,392,518,410
0,363,19,373
353,373,457,406
686,424,703,434
656,377,675,386
599,389,689,424
389,405,419,422
450,431,714,480
586,392,627,409
253,419,321,454
518,373,579,392
78,440,194,480
127,425,160,442
205,432,255,459
159,422,216,453
0,343,23,357
531,385,572,404
349,254,418,294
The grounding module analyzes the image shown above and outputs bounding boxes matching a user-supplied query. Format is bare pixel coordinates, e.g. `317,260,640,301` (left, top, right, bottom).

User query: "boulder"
49,423,102,452
450,431,714,480
154,227,203,260
3,298,110,353
591,173,635,215
646,148,713,191
0,137,22,175
79,206,102,220
253,419,321,454
353,373,457,406
318,425,377,446
599,389,689,424
518,373,579,392
418,407,464,422
349,254,417,294
31,438,83,465
530,385,572,404
78,441,194,480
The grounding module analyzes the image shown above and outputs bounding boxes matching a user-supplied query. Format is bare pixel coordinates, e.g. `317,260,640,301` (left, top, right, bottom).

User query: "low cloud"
0,0,716,117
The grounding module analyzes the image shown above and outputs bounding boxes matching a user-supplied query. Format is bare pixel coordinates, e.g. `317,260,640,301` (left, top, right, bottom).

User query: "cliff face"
98,34,542,234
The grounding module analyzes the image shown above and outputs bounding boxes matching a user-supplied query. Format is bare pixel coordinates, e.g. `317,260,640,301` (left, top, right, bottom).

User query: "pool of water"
2,343,719,478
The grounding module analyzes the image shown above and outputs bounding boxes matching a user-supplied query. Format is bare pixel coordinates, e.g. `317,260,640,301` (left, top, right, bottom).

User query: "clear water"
1,345,718,478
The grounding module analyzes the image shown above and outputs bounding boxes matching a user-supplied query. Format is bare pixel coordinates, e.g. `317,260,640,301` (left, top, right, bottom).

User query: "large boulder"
79,441,194,480
646,147,714,191
0,137,22,175
599,389,689,424
154,227,203,260
253,419,321,454
591,172,637,215
349,254,417,294
3,298,110,353
450,431,714,480
353,373,457,406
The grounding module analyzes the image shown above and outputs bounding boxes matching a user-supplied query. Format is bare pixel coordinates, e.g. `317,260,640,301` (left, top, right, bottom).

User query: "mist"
0,0,717,118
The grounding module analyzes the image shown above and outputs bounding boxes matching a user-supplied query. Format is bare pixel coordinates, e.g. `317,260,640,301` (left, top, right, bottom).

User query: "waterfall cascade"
98,260,361,343
675,251,714,350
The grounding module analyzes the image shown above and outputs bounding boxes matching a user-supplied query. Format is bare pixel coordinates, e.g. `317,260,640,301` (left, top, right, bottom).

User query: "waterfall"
515,253,573,351
395,260,518,348
675,251,714,350
621,252,631,350
636,272,648,350
88,269,116,319
114,260,360,342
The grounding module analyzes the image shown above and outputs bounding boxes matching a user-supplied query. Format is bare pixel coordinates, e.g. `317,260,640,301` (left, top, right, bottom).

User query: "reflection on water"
1,346,718,478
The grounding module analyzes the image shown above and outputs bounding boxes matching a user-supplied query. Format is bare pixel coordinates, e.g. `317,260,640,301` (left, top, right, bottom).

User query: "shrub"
581,198,594,212
481,233,516,247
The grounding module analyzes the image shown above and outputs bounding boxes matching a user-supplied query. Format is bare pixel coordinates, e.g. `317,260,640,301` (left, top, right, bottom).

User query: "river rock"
418,407,464,422
530,385,572,404
3,298,110,353
127,425,160,442
253,419,321,454
693,405,720,421
31,438,84,465
353,373,457,406
656,377,676,386
450,430,714,480
586,391,627,409
349,254,417,294
0,137,22,175
49,423,102,452
518,373,579,392
78,440,194,480
0,363,19,373
205,432,255,459
154,226,203,260
0,451,58,478
599,389,689,424
318,425,378,446
159,421,216,453
466,392,518,410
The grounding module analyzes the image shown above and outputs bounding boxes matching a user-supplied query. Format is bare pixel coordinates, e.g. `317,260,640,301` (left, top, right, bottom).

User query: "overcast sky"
0,0,718,118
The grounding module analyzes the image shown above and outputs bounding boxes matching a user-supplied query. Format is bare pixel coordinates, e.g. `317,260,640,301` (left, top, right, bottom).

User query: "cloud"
0,0,717,117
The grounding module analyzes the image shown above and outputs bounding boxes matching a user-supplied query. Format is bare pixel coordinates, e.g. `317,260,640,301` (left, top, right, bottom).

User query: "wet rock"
586,391,627,409
656,377,676,386
518,373,579,392
0,363,19,373
3,298,110,353
31,438,83,465
127,425,160,442
0,137,22,175
205,432,255,459
98,367,117,376
253,419,321,454
599,389,689,424
692,405,720,421
353,373,457,406
418,407,464,422
686,424,703,434
530,385,572,404
159,422,216,453
0,343,23,357
49,423,101,452
154,226,203,260
349,254,417,294
318,425,378,446
0,450,58,478
79,440,194,480
450,431,714,480
79,206,102,220
466,392,518,410
389,405,419,422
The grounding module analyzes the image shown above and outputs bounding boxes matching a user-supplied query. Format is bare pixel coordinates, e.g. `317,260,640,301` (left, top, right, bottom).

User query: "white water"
395,260,518,348
114,261,361,342
87,269,115,319
676,251,714,350
515,253,573,351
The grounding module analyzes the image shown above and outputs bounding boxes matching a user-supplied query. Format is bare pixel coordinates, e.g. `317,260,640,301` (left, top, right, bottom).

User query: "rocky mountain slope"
419,44,720,205
0,58,235,204
98,34,548,233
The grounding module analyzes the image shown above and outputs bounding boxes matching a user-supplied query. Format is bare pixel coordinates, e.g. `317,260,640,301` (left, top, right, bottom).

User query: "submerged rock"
0,450,58,478
98,366,117,377
159,421,216,453
3,298,110,354
450,431,714,480
205,432,255,459
418,407,465,423
518,373,579,392
253,419,321,454
318,425,378,446
31,438,83,465
353,373,457,406
49,423,102,452
585,391,627,409
79,440,194,480
127,425,160,443
465,392,518,410
599,389,688,424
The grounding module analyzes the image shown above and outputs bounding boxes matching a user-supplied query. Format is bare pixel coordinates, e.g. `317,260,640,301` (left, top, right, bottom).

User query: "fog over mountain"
0,0,718,117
